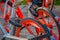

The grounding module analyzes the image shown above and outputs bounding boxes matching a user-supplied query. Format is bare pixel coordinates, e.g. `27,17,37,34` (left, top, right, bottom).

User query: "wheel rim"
15,19,50,40
37,9,59,40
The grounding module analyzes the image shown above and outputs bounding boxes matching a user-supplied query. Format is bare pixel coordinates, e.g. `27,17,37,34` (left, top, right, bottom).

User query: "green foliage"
18,0,27,5
54,1,60,5
18,0,60,6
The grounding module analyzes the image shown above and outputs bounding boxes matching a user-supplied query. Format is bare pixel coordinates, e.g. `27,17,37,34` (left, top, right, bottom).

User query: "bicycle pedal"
4,35,28,40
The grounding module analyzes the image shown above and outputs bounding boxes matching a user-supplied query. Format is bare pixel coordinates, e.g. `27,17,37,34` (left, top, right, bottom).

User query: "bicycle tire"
9,18,51,40
36,7,60,40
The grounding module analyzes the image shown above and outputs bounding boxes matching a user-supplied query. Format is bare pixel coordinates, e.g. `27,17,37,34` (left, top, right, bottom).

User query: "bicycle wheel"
36,7,60,40
43,0,54,10
9,18,51,40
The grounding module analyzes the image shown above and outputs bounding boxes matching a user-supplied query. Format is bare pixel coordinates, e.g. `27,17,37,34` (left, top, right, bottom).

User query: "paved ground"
0,6,60,40
53,6,60,17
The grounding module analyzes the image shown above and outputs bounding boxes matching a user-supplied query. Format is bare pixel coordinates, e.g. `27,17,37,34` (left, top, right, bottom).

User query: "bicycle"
8,0,59,39
29,6,60,40
0,0,51,40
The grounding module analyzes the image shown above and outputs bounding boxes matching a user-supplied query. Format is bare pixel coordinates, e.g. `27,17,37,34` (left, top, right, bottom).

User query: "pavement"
0,6,60,40
53,6,60,17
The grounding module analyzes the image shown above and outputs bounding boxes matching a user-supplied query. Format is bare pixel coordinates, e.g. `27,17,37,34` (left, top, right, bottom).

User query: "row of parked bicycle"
0,0,60,40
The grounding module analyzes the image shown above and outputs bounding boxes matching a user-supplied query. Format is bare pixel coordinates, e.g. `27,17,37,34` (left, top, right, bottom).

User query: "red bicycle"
29,0,60,40
29,6,60,40
0,0,51,40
